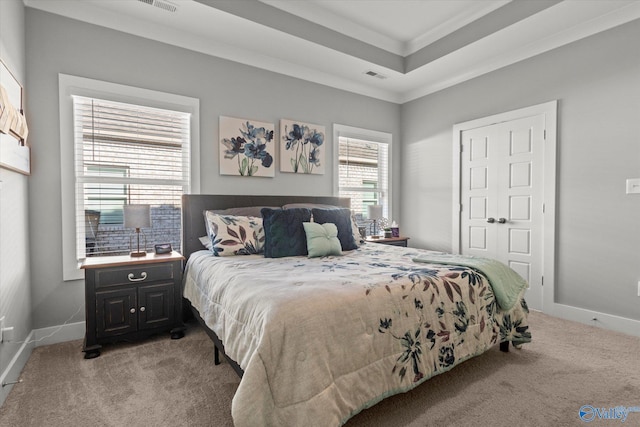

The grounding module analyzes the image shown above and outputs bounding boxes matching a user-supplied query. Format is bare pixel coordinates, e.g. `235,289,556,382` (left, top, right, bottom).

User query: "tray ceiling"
25,0,640,103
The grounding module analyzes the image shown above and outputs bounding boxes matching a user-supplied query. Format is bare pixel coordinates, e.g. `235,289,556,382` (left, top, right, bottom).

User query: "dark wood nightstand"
366,236,410,247
80,251,185,359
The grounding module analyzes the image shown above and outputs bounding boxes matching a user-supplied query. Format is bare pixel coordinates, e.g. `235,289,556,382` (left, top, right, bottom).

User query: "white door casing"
452,101,557,312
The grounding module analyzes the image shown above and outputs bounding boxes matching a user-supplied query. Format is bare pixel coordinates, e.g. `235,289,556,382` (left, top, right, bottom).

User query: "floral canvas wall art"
280,119,325,175
220,116,275,177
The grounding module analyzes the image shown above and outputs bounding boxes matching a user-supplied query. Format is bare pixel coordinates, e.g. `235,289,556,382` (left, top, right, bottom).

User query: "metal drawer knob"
127,272,147,282
130,308,136,314
140,306,145,312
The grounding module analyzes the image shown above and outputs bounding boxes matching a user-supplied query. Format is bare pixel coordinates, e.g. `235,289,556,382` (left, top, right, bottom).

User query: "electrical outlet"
0,316,4,343
2,327,14,342
626,179,640,194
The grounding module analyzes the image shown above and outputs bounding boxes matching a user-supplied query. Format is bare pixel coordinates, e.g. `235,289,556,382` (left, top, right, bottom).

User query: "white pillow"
199,235,212,250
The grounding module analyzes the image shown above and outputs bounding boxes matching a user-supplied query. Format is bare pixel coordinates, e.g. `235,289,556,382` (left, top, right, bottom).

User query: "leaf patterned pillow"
205,212,265,256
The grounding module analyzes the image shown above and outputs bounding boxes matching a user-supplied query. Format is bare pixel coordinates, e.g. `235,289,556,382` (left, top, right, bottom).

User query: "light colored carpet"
1,311,639,426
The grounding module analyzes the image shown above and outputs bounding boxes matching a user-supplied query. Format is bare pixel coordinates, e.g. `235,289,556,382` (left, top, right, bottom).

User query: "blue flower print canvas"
280,119,325,175
220,116,275,177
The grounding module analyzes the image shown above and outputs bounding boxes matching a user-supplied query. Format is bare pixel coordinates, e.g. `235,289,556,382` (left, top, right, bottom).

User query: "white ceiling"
24,0,640,104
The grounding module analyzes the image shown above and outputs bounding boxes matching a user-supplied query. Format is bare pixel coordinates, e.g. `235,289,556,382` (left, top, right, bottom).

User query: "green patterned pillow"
204,212,264,256
303,222,342,258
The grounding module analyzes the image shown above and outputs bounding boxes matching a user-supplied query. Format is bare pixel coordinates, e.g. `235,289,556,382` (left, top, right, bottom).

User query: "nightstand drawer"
95,263,175,288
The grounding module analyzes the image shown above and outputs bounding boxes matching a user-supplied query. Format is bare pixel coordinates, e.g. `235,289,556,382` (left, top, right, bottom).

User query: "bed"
181,194,531,426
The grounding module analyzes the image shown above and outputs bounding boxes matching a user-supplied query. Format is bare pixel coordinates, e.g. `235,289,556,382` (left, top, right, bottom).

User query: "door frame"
451,100,557,311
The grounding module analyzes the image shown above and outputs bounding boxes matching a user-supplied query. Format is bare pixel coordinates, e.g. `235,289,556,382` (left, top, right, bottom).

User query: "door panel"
470,166,487,189
509,162,531,187
509,261,530,284
469,227,487,250
509,228,530,254
96,288,137,338
469,197,487,219
510,128,532,154
509,196,530,220
470,136,487,160
138,282,174,330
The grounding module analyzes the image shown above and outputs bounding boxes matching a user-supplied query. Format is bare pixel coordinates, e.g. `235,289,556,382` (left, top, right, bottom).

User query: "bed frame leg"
500,341,509,352
214,345,221,365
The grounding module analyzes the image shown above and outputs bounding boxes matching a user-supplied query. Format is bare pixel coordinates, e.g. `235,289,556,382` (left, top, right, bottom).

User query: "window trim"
332,124,392,220
59,74,200,281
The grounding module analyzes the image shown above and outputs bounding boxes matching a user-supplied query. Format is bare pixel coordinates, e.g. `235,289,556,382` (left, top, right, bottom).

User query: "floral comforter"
183,243,531,427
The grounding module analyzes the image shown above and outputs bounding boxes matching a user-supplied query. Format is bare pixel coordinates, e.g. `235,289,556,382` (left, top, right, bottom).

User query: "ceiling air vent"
364,70,387,80
137,0,178,13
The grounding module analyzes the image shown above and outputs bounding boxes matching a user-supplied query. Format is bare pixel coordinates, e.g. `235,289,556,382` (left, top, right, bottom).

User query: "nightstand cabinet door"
139,282,175,330
96,288,137,338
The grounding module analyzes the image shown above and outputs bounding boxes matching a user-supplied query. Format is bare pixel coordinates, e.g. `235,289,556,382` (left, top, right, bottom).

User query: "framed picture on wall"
0,58,30,175
280,119,325,175
219,116,275,177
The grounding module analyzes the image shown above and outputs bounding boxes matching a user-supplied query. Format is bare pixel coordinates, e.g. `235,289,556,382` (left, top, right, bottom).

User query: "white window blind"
338,136,389,222
73,95,190,258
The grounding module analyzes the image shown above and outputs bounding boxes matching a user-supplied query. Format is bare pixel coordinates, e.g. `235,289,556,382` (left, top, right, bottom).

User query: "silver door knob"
498,217,507,224
487,217,495,223
130,308,136,314
139,307,145,312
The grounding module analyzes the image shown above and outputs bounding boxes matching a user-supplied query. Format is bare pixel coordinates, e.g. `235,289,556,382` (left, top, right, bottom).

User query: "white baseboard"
33,321,85,347
546,303,640,338
0,331,35,407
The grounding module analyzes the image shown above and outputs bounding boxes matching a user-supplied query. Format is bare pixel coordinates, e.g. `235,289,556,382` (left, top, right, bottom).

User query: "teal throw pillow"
303,222,342,258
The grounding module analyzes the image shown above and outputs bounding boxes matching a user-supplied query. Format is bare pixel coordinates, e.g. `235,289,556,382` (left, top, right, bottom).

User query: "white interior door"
459,114,545,309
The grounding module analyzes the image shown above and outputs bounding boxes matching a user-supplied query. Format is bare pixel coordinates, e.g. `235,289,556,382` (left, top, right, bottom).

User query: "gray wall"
401,20,640,321
21,7,640,331
0,0,32,392
25,9,401,329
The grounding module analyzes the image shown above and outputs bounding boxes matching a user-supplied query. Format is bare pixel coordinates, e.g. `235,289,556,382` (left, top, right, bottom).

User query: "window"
60,74,200,280
333,124,392,231
73,95,191,258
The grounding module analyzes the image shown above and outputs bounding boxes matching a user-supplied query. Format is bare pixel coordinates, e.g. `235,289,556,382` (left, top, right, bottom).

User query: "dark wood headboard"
181,194,350,260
